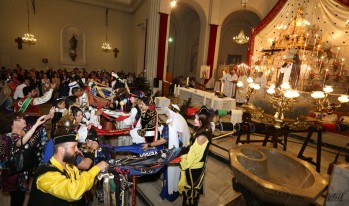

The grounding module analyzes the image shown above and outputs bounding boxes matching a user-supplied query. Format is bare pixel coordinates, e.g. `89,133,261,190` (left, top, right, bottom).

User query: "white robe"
236,75,248,103
221,73,232,97
166,110,181,194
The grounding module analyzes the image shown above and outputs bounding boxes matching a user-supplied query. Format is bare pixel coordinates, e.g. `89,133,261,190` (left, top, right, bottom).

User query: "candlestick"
203,93,206,106
303,43,306,57
340,58,345,75
186,77,189,86
319,56,324,73
336,47,340,59
316,45,320,57
305,33,309,44
323,69,328,88
221,82,224,93
174,84,177,97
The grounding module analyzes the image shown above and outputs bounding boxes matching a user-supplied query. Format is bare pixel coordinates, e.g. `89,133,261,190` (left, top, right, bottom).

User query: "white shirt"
123,107,138,127
13,83,27,100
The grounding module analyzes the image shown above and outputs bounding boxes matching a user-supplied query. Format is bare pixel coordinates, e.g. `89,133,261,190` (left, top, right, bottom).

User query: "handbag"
7,137,39,175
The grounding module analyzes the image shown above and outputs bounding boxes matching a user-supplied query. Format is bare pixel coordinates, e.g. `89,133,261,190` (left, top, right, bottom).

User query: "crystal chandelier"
101,8,112,52
22,0,36,45
233,29,249,45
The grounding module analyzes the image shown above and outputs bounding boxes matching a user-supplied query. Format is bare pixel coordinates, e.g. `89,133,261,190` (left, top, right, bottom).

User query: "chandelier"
233,29,249,45
101,8,112,52
22,0,36,45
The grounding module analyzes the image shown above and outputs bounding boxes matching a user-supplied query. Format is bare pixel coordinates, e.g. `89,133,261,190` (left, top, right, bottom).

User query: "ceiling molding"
72,0,143,12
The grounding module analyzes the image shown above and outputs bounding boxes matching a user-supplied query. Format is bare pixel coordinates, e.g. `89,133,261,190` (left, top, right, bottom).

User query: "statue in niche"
69,34,78,61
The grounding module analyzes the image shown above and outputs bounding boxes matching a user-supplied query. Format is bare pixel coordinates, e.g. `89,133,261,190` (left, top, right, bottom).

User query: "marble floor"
1,103,348,206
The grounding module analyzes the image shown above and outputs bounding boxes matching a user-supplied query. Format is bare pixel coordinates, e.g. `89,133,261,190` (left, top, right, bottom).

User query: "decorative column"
205,24,218,84
157,12,169,79
145,0,160,85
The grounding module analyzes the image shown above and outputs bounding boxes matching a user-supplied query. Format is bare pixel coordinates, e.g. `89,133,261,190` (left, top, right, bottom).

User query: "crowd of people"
0,64,213,206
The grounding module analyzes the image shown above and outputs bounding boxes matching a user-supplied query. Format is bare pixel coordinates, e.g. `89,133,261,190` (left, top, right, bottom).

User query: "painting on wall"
200,65,210,79
227,54,242,65
60,25,86,67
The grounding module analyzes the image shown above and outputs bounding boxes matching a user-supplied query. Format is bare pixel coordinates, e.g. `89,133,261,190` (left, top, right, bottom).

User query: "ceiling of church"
73,0,143,12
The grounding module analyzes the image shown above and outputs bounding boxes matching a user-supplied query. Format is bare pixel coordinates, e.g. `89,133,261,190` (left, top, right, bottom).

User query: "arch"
218,10,260,68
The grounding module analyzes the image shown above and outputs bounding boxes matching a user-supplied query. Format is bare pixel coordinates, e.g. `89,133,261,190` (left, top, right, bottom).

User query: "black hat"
53,133,78,145
197,105,212,118
142,96,151,106
52,98,65,107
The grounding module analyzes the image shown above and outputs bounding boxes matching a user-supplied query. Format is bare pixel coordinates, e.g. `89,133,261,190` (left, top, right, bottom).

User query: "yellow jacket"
35,157,100,202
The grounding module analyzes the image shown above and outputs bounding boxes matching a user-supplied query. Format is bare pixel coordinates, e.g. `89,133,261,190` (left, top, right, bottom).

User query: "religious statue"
69,34,78,61
276,49,301,89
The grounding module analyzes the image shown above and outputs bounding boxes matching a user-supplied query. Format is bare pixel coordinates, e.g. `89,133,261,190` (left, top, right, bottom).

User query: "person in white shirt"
254,72,267,95
123,91,143,128
236,71,248,104
13,78,30,100
221,69,232,97
230,70,238,98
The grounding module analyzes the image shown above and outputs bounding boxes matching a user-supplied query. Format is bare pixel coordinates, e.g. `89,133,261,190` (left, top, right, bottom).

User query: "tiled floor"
1,103,348,206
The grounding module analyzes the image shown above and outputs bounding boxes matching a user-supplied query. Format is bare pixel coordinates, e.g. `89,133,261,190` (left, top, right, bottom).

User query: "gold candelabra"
237,77,260,104
311,85,349,114
266,82,300,122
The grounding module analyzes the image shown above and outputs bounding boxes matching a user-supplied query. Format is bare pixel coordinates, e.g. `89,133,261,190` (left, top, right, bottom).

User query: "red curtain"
205,24,218,84
157,13,169,79
246,0,288,66
337,0,349,7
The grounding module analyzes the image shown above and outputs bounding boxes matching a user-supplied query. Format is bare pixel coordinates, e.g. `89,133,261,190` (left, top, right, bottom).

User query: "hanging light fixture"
233,29,249,45
170,0,177,8
233,0,249,45
22,0,36,45
101,8,112,52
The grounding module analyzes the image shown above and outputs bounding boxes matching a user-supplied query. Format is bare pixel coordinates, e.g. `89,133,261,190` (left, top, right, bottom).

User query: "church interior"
1,0,349,205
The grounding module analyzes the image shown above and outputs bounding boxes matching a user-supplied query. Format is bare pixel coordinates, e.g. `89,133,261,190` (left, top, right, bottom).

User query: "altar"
177,87,236,110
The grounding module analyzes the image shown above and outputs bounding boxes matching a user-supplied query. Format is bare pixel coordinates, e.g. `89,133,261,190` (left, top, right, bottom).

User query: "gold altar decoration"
242,104,319,130
266,82,300,122
311,85,349,114
237,77,260,104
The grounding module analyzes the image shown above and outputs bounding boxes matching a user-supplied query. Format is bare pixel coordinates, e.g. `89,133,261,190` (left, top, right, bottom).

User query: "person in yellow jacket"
178,105,212,206
28,133,109,206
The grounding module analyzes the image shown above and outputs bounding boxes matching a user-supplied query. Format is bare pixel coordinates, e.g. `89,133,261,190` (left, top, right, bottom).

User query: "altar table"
178,87,236,110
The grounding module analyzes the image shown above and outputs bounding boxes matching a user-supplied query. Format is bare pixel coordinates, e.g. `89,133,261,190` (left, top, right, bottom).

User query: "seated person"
130,96,158,144
123,91,144,128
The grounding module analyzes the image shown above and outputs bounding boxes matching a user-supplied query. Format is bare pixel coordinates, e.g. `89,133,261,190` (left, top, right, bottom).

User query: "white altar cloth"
178,87,236,111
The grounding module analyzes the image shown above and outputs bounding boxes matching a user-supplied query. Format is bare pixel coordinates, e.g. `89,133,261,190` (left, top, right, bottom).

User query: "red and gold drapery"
246,0,288,66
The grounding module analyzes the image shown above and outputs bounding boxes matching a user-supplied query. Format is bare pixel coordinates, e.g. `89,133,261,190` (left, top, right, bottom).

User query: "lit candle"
323,69,328,88
221,82,224,93
319,56,324,73
313,34,318,51
316,45,320,57
303,43,306,57
186,77,189,86
336,47,340,59
305,33,309,44
174,84,177,97
340,58,345,75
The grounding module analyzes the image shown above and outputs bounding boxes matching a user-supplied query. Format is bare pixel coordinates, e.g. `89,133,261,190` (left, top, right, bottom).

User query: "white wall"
0,0,136,72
